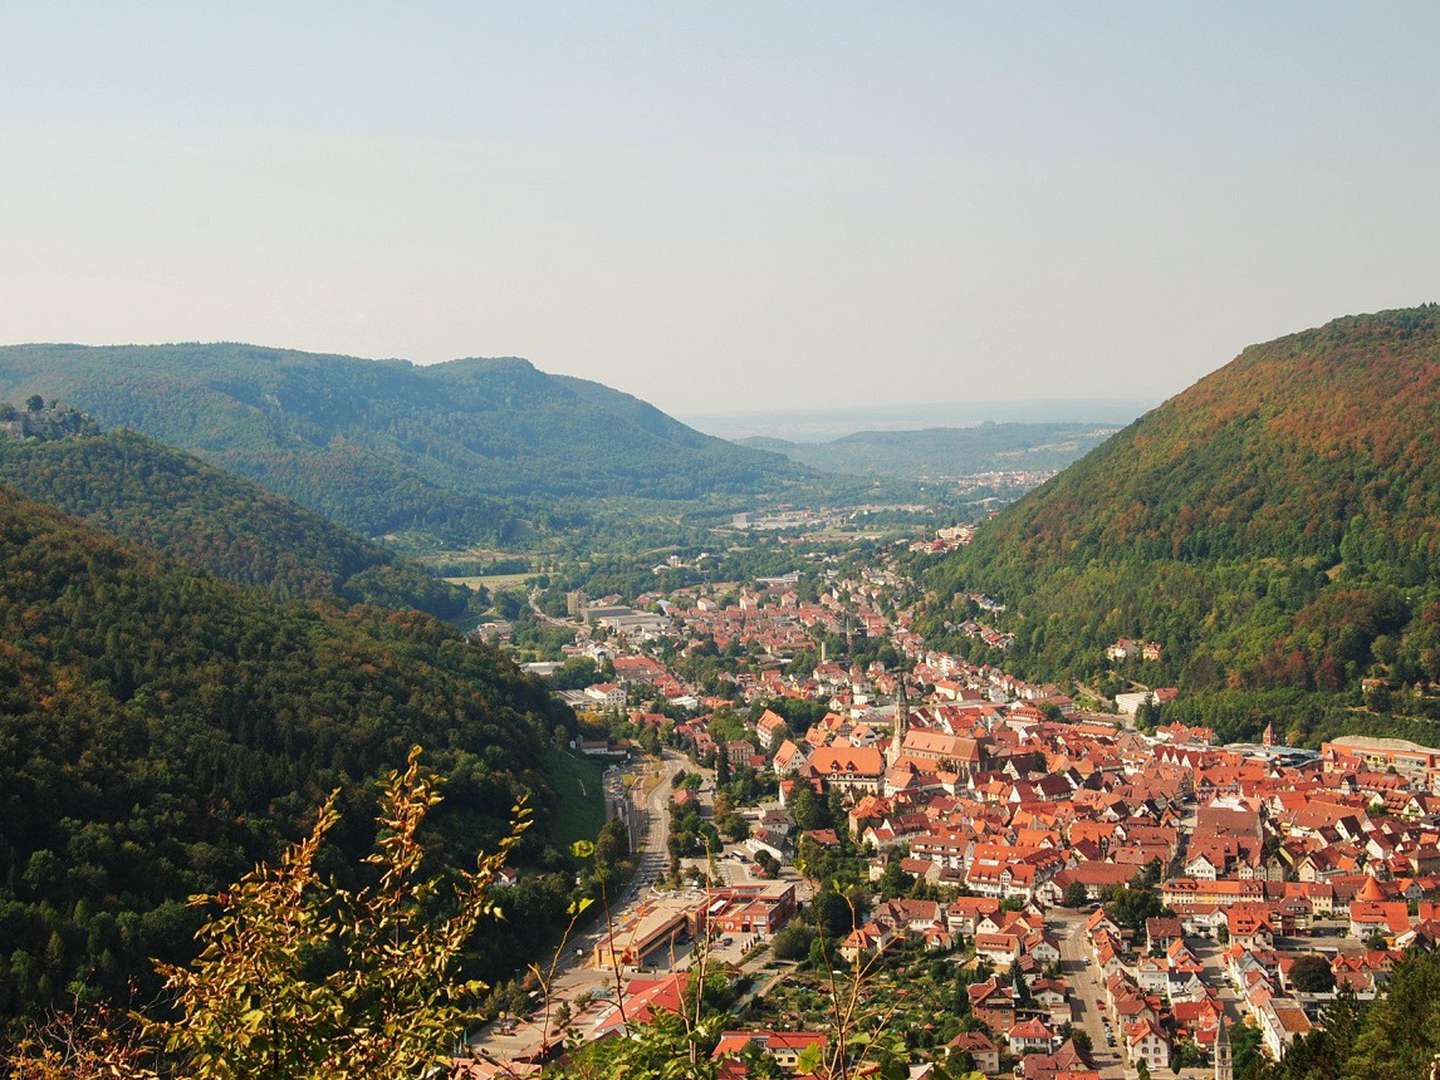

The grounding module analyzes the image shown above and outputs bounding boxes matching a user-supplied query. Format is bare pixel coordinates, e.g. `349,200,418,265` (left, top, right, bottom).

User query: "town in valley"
6,4,1440,1076
458,515,1438,1080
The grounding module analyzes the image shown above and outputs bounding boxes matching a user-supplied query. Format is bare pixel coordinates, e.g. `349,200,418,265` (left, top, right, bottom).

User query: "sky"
2,3,1438,416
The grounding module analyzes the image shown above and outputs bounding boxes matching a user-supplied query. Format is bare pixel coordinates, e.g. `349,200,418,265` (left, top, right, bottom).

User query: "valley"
446,482,1440,1080
6,8,1437,1076
3,308,1440,1080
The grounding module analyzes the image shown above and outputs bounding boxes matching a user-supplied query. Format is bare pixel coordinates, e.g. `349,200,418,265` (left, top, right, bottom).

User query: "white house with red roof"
1007,1018,1057,1055
1124,1019,1169,1071
712,1030,825,1070
755,709,788,750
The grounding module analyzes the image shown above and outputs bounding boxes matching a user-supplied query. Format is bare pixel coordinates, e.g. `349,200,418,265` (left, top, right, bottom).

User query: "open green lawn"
544,748,609,848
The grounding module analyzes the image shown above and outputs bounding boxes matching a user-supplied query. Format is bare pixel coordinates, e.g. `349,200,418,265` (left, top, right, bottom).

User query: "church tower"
1262,720,1275,747
889,672,910,766
1213,1014,1233,1080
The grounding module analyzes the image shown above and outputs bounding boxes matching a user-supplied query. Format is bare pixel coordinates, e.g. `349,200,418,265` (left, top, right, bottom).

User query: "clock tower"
1214,1015,1232,1080
889,673,909,766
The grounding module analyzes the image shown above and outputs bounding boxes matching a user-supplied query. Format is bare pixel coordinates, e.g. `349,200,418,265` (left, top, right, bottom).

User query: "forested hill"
0,483,573,1017
929,305,1440,694
0,425,478,619
0,344,799,545
742,421,1119,480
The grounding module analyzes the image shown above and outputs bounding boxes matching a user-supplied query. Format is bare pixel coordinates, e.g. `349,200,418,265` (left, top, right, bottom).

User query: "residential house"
1259,1000,1314,1061
712,1030,825,1071
945,1030,1000,1074
1124,1020,1170,1072
1008,1018,1056,1056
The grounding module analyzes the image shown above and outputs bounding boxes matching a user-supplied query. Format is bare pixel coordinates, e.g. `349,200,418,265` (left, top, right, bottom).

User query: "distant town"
461,522,1440,1079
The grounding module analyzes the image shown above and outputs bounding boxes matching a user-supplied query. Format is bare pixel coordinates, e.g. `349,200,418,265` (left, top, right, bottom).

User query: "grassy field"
544,749,609,848
443,572,537,591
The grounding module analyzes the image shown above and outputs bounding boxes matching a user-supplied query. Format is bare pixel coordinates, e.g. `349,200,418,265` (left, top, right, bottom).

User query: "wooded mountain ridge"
742,421,1120,480
0,481,578,1019
930,305,1440,699
0,344,803,547
0,421,480,618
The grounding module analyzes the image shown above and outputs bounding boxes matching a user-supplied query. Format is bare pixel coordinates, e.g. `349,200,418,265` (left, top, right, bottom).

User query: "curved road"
470,748,690,1062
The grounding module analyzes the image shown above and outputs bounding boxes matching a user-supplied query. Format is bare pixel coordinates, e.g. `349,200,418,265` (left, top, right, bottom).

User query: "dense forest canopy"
0,425,480,618
0,344,808,546
0,483,576,1019
743,420,1120,479
929,305,1440,694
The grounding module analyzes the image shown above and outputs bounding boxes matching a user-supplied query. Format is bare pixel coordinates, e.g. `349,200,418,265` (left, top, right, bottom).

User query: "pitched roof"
808,745,885,777
1009,1019,1052,1039
712,1030,826,1058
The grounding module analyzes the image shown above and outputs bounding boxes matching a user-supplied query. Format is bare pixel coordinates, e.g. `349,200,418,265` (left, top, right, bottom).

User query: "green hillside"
928,305,1440,697
0,422,478,618
0,483,579,1018
0,344,801,546
742,421,1119,479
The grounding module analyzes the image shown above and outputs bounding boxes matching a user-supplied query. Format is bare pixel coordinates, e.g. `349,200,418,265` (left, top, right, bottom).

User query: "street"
1052,907,1264,1079
1053,909,1126,1078
468,748,691,1062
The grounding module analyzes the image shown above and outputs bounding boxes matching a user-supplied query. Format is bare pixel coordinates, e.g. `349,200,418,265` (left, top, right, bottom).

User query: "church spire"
895,671,909,737
1214,1013,1233,1080
889,668,910,767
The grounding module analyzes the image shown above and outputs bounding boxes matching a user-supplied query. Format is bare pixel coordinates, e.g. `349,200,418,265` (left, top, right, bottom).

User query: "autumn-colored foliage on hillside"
930,305,1440,695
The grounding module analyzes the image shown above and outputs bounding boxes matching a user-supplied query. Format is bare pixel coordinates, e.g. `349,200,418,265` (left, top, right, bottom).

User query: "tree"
1342,950,1440,1079
1136,1060,1150,1080
812,889,854,938
737,1039,785,1079
771,924,816,961
1290,954,1336,993
1062,881,1089,908
789,786,830,832
1169,1038,1204,1072
42,931,64,977
1371,634,1397,667
551,657,599,689
1105,885,1165,932
6,747,534,1077
559,1008,721,1080
717,813,750,843
1230,1022,1264,1077
154,747,530,1077
4,1000,161,1079
25,395,45,413
22,849,61,895
879,859,913,898
1134,693,1159,730
1262,986,1363,1079
1011,962,1030,1006
595,817,630,871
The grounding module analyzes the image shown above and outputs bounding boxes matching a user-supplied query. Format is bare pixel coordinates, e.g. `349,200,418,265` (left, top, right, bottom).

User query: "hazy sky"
3,4,1437,415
